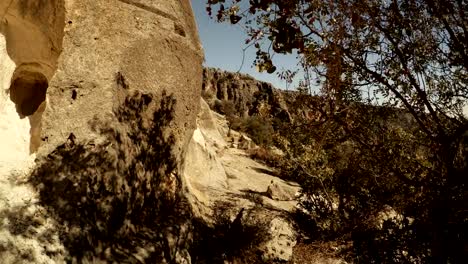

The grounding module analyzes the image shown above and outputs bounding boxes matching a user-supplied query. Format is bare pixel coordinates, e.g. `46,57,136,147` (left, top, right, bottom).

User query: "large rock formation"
202,67,291,121
0,0,202,161
0,1,203,263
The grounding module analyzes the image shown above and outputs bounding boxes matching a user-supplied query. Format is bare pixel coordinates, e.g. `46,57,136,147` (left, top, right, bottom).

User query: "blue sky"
192,1,300,89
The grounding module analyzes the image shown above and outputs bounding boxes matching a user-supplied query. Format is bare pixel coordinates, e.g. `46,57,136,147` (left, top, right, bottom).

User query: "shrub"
293,193,342,240
190,204,270,264
247,147,283,168
213,99,236,116
212,100,275,147
221,100,236,117
352,218,430,263
201,89,214,102
243,116,274,147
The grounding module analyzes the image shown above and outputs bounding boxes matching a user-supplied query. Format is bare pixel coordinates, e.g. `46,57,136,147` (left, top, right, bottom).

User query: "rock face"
184,99,229,219
1,1,203,263
42,0,202,160
1,0,202,166
202,67,291,121
184,99,299,262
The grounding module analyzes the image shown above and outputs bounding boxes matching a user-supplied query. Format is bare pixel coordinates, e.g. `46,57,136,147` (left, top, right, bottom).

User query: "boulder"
371,205,413,230
260,217,297,262
183,100,229,220
267,181,297,201
238,134,256,150
197,98,227,149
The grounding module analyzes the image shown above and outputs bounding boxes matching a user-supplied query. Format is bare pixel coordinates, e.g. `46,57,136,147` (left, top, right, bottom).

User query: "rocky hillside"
0,2,309,263
202,67,292,122
183,98,301,263
202,67,424,134
0,2,392,264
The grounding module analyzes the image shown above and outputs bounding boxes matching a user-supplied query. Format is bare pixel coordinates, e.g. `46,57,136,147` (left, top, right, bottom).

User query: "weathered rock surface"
203,67,291,121
267,180,298,201
260,217,297,262
184,99,300,262
1,0,203,165
184,99,229,219
1,1,203,263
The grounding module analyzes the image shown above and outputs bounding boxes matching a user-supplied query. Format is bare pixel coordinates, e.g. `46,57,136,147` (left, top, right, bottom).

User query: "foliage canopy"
207,0,468,262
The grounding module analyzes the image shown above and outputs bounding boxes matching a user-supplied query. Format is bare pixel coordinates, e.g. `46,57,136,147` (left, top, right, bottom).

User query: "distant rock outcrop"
202,67,292,122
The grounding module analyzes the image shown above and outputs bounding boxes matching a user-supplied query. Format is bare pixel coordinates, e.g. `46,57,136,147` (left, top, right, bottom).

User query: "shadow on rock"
0,204,65,263
20,87,192,263
190,201,271,264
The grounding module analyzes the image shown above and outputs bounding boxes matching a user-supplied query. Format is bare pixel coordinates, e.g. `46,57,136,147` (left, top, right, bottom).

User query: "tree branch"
373,22,446,137
344,49,436,139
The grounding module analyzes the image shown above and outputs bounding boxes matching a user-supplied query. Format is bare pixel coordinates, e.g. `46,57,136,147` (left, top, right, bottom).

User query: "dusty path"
184,100,300,218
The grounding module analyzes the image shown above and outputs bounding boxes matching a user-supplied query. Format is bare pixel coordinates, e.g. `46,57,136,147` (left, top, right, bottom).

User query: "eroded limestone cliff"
0,1,203,263
1,0,203,170
202,67,291,122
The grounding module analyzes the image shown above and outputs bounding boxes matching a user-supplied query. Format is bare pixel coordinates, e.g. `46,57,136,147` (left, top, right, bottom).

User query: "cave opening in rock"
1,0,65,156
9,70,48,118
8,69,49,153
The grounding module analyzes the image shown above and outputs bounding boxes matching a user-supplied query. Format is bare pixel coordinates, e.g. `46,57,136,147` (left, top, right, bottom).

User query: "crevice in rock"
174,22,186,37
